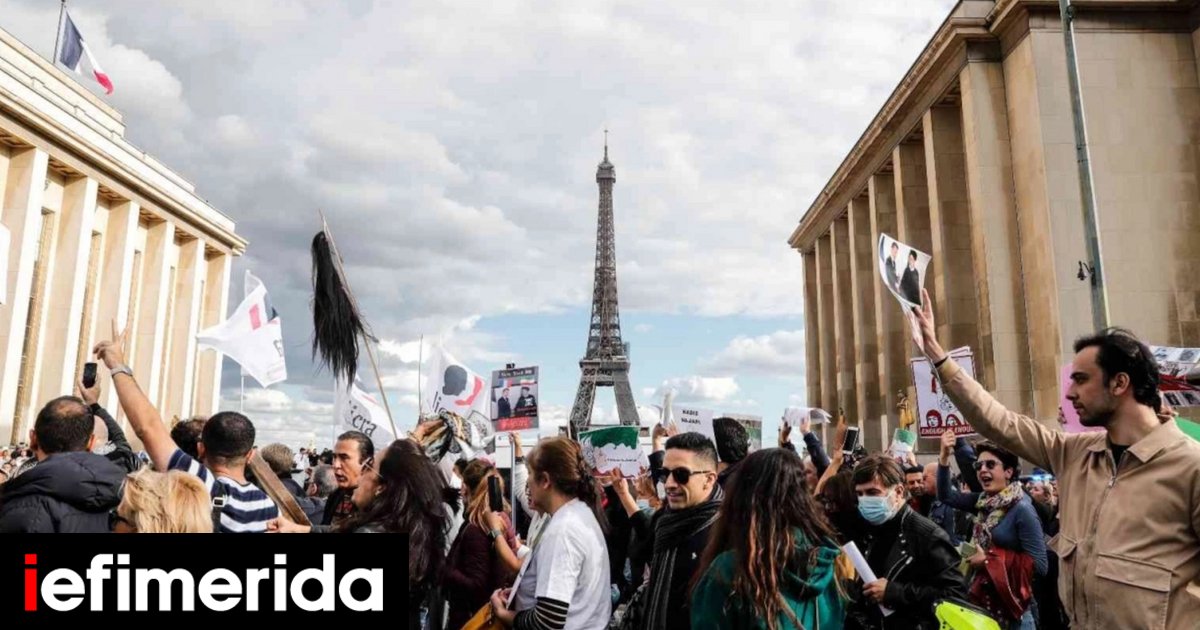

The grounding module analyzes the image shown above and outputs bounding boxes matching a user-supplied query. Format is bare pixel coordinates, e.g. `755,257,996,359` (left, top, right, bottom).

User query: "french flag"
57,11,112,95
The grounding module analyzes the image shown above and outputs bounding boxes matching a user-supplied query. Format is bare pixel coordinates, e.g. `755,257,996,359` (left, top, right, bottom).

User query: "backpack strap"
211,481,229,533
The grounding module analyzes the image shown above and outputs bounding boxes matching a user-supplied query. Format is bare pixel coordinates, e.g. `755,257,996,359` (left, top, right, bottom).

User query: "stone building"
790,0,1200,451
0,27,245,444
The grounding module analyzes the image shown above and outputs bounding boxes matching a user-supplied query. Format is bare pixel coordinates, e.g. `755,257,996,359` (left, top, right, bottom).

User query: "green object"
894,428,917,446
934,599,1002,630
578,426,640,449
1177,418,1200,442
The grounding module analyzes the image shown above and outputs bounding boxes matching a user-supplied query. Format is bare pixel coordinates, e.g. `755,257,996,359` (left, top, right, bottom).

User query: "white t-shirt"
513,498,611,629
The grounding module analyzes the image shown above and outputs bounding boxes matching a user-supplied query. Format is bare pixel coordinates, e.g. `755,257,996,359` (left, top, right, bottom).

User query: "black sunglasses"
973,460,1001,472
656,467,713,485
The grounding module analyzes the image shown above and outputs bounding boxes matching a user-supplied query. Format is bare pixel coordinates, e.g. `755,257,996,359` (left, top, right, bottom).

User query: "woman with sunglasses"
110,469,212,533
691,448,848,629
442,458,521,629
268,439,448,630
489,437,611,629
936,430,1047,629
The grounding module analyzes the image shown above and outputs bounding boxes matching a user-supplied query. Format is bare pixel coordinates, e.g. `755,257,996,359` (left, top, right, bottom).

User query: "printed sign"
723,413,763,451
579,426,648,478
783,406,831,428
672,405,716,443
878,233,931,310
490,366,539,431
910,347,976,438
335,379,396,451
1151,345,1200,378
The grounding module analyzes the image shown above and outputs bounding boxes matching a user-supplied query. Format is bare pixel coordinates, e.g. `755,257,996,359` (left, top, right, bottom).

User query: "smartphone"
842,426,861,455
488,476,504,513
82,362,98,389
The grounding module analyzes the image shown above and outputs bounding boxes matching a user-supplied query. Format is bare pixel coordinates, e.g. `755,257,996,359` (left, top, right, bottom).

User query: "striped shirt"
168,449,279,533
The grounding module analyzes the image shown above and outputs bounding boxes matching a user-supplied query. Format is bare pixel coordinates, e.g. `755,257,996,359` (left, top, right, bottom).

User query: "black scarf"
643,484,724,630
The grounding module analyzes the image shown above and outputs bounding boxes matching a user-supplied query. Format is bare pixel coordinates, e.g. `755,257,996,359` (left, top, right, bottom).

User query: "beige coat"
938,360,1200,630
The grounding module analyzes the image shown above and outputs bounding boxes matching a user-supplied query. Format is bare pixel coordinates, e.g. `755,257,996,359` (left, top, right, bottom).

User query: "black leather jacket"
848,505,967,630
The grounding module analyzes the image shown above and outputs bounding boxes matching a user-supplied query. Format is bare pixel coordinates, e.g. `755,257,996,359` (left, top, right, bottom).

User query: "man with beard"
629,432,722,630
909,289,1200,630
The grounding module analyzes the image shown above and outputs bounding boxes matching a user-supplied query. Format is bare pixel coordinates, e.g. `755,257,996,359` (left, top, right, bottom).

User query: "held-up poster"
723,413,763,451
1149,346,1200,409
910,347,976,438
783,407,831,428
672,405,716,443
491,366,539,432
579,426,649,478
877,233,931,310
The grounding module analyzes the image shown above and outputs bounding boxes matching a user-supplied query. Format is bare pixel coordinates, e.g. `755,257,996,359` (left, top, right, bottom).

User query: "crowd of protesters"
1,291,1199,630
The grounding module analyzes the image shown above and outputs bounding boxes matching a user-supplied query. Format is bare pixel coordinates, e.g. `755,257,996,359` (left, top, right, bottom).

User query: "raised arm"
93,321,175,470
910,289,1066,473
78,378,132,453
953,436,982,494
937,430,980,511
801,414,831,475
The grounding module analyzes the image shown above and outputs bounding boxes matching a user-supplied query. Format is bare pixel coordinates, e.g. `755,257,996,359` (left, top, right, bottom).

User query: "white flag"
196,270,287,387
422,342,490,424
335,379,395,451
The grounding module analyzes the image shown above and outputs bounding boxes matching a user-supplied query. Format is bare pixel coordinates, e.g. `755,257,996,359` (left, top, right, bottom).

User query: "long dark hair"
339,439,447,595
526,437,607,533
693,448,838,629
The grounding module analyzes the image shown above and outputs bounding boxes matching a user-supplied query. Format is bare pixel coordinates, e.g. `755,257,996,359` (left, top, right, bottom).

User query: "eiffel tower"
568,136,639,436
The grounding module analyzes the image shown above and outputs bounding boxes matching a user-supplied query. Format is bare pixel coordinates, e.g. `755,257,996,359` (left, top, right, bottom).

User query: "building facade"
0,28,245,445
790,0,1200,452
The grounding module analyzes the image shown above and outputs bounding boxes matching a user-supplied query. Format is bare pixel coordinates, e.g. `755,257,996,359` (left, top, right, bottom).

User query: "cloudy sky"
4,0,956,448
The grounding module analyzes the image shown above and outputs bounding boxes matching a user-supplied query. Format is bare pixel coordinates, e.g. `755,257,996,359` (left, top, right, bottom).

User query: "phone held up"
82,362,98,389
842,426,861,456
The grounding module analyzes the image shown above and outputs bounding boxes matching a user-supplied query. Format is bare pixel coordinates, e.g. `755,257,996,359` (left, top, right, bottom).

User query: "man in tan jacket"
908,288,1200,629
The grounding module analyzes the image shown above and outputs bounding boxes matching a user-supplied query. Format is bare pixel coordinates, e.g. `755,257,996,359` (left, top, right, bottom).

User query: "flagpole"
362,336,400,441
315,209,398,439
52,0,66,64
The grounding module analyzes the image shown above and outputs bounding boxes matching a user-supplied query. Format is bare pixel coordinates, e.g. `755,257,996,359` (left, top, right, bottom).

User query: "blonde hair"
118,469,213,533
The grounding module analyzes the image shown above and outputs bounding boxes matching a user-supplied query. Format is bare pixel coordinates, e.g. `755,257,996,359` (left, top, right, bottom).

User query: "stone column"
165,237,205,419
830,215,858,433
815,233,836,416
869,172,905,446
803,250,821,411
893,140,939,318
848,194,882,452
131,220,175,437
36,176,98,403
95,200,140,412
193,252,230,417
959,58,1034,414
0,147,48,443
924,105,981,351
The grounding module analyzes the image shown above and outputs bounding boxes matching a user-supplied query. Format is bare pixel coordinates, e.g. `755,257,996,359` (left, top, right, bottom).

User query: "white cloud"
702,329,805,377
651,376,739,405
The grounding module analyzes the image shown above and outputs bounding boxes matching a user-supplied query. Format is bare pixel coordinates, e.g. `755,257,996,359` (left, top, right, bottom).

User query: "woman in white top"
490,437,611,630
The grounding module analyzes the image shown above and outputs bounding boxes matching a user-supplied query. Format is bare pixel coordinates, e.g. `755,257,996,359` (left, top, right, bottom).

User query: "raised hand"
93,319,128,371
908,288,945,362
939,429,955,466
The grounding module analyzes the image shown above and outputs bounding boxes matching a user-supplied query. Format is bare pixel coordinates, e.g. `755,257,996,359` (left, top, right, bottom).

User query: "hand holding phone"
841,426,861,455
82,362,98,389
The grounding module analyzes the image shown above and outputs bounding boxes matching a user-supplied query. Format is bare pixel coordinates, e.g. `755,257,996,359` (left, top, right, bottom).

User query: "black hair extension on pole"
311,230,366,384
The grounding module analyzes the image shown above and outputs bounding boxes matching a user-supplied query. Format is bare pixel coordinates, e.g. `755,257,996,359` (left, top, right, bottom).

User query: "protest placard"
783,406,831,428
491,366,540,432
723,413,763,451
910,347,976,438
579,426,648,478
878,233,931,310
672,405,716,443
